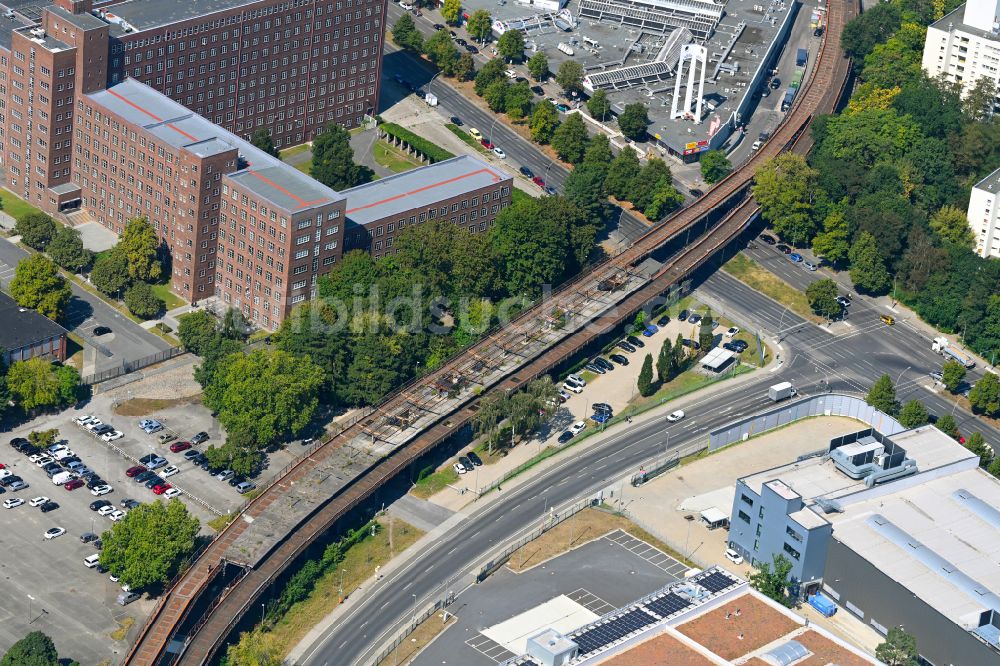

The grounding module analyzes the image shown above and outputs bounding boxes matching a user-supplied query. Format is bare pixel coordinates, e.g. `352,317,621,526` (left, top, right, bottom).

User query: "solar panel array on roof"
571,608,658,655
695,571,737,594
645,592,693,618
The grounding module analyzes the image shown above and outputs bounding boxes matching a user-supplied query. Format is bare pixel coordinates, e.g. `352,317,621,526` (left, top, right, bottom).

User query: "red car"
480,138,494,150
532,176,545,187
152,484,171,495
64,478,85,491
125,465,147,478
169,441,192,453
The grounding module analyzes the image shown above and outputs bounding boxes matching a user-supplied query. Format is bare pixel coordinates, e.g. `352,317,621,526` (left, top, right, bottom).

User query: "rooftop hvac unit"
30,27,45,38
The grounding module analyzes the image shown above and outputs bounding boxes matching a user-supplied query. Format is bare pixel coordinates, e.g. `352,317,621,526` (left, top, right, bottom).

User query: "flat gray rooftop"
86,78,343,212
103,0,264,33
975,165,1000,196
930,3,1000,41
48,3,106,30
342,155,510,226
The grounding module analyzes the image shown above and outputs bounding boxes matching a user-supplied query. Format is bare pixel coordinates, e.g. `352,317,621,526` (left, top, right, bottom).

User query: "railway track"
124,2,854,663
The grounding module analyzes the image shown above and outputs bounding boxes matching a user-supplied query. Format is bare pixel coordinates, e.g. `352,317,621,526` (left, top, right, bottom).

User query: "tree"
100,498,199,589
841,3,901,62
698,309,715,351
474,58,505,96
484,79,509,113
805,278,842,319
556,60,584,94
250,128,279,157
929,205,975,248
551,113,589,164
963,75,997,121
875,627,919,666
965,431,993,467
117,217,163,282
311,124,373,190
643,182,684,221
47,225,92,272
497,29,525,62
969,372,1000,417
530,101,560,144
14,213,57,251
605,146,641,200
752,153,819,246
637,353,654,397
848,231,891,294
527,51,549,81
656,337,673,383
28,428,59,449
0,631,59,666
467,9,493,43
6,358,76,410
617,102,649,141
866,374,898,415
700,150,732,183
424,29,460,76
90,250,131,296
811,210,851,266
941,360,966,392
124,282,165,319
455,52,476,81
587,89,611,121
673,332,687,371
584,133,613,169
391,13,423,52
489,197,570,296
204,349,325,448
441,0,461,25
177,311,220,355
989,455,1000,479
227,630,283,666
563,164,608,228
504,80,534,120
8,254,71,321
629,158,672,212
748,553,794,607
897,399,929,428
936,413,959,439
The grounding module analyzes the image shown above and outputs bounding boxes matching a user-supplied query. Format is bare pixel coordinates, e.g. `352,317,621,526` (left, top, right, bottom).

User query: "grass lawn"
445,123,490,154
293,159,312,175
411,466,459,499
511,188,534,205
112,394,202,417
722,253,820,322
267,516,424,659
150,282,186,311
281,143,311,159
0,188,43,223
372,141,422,173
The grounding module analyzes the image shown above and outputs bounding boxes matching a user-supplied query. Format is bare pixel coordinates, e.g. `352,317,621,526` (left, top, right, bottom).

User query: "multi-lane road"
298,240,997,666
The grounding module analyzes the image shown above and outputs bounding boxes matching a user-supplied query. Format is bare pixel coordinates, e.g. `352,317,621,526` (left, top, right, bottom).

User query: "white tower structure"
671,44,708,122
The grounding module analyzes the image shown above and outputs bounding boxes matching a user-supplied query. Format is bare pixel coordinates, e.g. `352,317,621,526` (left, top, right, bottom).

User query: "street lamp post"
27,595,34,623
895,365,911,392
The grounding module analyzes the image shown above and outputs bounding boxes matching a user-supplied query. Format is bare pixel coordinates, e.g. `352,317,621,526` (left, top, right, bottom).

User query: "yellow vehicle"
469,128,483,141
880,314,895,326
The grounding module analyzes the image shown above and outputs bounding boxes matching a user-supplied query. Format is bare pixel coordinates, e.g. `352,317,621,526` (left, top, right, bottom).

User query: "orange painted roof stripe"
246,169,330,210
346,168,503,214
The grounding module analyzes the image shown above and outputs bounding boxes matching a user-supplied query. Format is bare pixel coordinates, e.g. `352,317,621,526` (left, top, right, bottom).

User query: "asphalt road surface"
298,253,999,666
0,238,171,371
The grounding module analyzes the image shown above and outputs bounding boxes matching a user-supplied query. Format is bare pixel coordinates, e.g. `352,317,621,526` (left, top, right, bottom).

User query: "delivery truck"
768,382,797,402
932,336,976,368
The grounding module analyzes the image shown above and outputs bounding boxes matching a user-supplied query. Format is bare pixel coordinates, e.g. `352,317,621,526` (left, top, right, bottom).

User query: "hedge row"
380,122,455,163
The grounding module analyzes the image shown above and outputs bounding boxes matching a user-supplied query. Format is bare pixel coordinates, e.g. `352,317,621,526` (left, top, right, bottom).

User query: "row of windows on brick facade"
369,189,510,238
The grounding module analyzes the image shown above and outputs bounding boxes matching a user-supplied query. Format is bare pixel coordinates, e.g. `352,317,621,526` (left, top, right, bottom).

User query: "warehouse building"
0,291,68,365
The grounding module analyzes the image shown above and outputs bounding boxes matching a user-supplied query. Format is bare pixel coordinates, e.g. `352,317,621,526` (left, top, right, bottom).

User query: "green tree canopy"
6,358,78,411
849,231,891,294
551,113,589,164
587,89,611,121
805,278,842,319
529,101,560,144
656,336,674,383
936,413,960,439
841,2,900,61
204,349,325,448
311,124,373,190
605,146,641,200
467,9,493,43
555,60,584,94
563,163,608,229
47,225,92,273
941,360,966,392
698,310,715,351
965,431,993,467
752,153,819,246
875,627,919,666
475,58,506,95
90,250,131,296
250,128,279,157
497,29,525,62
8,254,71,321
391,13,423,52
637,353,654,396
617,102,649,140
748,553,794,607
866,374,899,415
699,150,732,183
504,80,534,119
583,133,613,170
811,210,851,265
177,310,220,355
424,29,460,76
441,0,462,24
117,217,162,282
125,282,165,319
897,399,929,428
929,205,975,248
15,213,57,251
455,52,476,81
100,498,200,589
489,197,572,295
0,631,59,666
969,372,1000,417
227,630,283,666
484,79,509,113
527,51,549,80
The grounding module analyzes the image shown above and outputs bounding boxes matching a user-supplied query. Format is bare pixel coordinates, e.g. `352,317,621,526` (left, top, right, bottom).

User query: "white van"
83,554,101,568
51,471,74,485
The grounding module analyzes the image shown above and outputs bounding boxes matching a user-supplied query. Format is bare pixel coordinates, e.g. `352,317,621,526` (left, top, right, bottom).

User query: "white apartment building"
922,0,1000,100
967,166,1000,257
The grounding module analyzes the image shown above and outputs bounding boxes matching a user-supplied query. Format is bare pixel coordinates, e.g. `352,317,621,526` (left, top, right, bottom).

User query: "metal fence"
630,438,708,487
80,346,186,385
708,392,906,451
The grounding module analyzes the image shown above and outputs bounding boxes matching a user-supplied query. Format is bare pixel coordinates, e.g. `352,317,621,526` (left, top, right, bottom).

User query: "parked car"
64,479,85,491
562,382,583,394
642,324,659,337
609,354,630,366
158,433,177,444
776,244,792,254
656,315,671,327
183,449,202,461
147,457,168,470
759,234,776,245
616,340,636,353
191,432,210,445
170,441,192,453
788,252,803,263
90,484,113,496
466,451,483,467
162,465,179,478
493,146,506,159
125,466,146,478
723,340,749,353
101,430,124,442
837,295,851,308
152,484,171,495
453,461,468,475
593,357,614,372
40,501,59,513
532,176,545,188
164,488,183,499
681,339,701,350
626,335,645,348
803,260,818,271
216,470,235,482
134,471,155,484
74,415,96,426
666,410,686,422
519,166,534,178
3,497,24,509
469,128,483,140
584,362,606,375
592,412,611,424
678,309,689,321
593,403,613,415
725,327,740,338
44,527,66,540
725,548,744,565
557,431,575,444
569,421,586,435
235,481,256,494
90,499,112,511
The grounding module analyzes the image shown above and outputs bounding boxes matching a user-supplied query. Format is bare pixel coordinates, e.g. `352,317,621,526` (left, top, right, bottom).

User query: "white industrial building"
967,166,1000,258
921,0,1000,104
